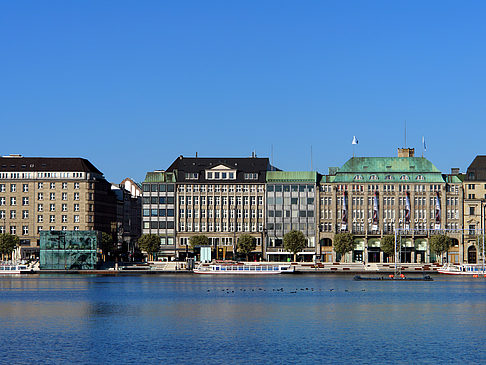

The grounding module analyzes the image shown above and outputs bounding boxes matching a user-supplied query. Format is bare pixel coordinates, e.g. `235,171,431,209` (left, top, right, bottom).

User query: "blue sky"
1,1,485,182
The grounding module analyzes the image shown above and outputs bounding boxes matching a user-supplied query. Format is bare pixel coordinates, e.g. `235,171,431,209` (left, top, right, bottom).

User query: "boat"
0,264,34,274
354,275,433,281
193,263,294,275
437,263,486,276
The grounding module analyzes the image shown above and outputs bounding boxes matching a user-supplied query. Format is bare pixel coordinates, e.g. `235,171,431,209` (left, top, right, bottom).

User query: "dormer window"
400,175,409,181
206,165,237,180
369,175,378,180
353,175,363,181
244,173,258,180
416,175,424,181
385,175,393,180
185,173,198,180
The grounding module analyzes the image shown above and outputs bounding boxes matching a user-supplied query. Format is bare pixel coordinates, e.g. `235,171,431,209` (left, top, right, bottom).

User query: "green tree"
138,234,160,261
381,235,395,261
189,235,209,250
0,233,19,261
283,230,306,262
237,234,256,261
333,232,355,262
477,235,485,255
429,234,452,263
101,232,116,261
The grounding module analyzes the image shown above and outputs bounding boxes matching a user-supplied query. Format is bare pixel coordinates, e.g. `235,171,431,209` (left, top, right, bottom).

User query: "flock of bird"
206,287,367,294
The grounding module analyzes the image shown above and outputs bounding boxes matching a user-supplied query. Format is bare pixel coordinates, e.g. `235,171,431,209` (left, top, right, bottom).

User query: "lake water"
0,274,485,364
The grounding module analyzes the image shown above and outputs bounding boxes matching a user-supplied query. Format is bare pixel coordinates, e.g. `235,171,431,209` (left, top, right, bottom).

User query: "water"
0,274,485,365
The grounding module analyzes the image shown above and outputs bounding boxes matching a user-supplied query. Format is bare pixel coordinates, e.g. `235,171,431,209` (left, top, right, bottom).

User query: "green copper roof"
143,171,176,183
324,157,447,183
266,171,317,183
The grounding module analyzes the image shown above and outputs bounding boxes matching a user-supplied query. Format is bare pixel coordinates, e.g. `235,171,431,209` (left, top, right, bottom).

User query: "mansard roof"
0,156,102,174
266,171,317,183
166,156,271,183
324,157,446,183
465,155,486,181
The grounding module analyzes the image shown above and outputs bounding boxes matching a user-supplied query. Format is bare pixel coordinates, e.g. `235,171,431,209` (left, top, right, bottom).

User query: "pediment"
209,164,233,170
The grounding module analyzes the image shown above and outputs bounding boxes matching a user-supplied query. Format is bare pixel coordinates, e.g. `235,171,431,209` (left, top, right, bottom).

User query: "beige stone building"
0,155,116,258
318,148,463,264
463,155,486,263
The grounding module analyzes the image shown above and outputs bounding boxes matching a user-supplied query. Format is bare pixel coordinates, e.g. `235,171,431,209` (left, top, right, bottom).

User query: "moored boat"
193,263,293,274
0,264,34,274
437,263,486,276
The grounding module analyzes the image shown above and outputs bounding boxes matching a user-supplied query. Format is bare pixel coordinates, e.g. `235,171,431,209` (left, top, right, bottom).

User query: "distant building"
141,170,177,259
265,171,318,262
0,155,117,259
166,155,272,261
463,156,486,263
318,148,463,264
111,178,142,253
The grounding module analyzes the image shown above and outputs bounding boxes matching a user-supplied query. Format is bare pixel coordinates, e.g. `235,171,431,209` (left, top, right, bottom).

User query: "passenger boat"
193,263,294,275
0,264,34,274
437,263,486,276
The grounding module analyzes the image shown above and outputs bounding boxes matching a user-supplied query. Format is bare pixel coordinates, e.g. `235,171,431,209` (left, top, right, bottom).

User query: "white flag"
352,136,358,145
422,136,427,152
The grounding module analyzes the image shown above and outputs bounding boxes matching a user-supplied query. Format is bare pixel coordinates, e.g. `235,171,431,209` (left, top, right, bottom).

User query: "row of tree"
137,230,309,261
333,232,459,262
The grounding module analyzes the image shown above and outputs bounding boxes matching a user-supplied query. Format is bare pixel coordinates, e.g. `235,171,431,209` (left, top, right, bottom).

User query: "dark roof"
465,155,486,181
0,156,102,174
166,156,271,183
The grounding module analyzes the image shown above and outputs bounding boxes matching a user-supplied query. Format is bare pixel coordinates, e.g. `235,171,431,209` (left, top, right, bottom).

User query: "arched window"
385,175,393,180
369,175,378,180
416,175,425,181
400,175,409,181
354,175,363,181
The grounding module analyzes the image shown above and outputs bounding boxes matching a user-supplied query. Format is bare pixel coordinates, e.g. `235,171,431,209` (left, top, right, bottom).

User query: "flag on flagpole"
372,191,379,231
435,192,441,229
352,136,358,145
422,136,427,152
405,191,411,229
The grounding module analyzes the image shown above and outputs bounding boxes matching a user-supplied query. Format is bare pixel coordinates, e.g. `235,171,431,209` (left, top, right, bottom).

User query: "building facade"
265,171,318,262
0,155,117,259
141,170,177,259
318,149,463,264
463,155,486,264
166,156,271,260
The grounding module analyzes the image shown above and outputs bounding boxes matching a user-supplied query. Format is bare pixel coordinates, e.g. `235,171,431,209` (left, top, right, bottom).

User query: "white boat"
0,264,34,274
194,263,294,275
437,263,486,276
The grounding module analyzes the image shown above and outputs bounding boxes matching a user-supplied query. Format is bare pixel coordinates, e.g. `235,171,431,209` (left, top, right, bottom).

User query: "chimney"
195,152,198,158
397,148,414,157
450,168,460,175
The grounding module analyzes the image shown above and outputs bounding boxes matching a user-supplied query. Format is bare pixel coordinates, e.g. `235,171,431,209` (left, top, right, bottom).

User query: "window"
10,226,16,235
244,173,258,180
50,204,55,212
22,184,29,192
38,182,43,189
22,210,29,219
50,215,55,223
416,175,425,181
22,197,29,206
0,197,4,206
74,215,80,223
50,182,55,189
10,197,16,206
400,175,409,181
385,175,393,180
0,184,4,192
38,193,43,201
37,215,43,223
469,206,475,215
62,182,68,189
50,193,55,200
10,184,16,192
62,193,67,200
185,173,198,180
354,175,363,181
74,204,79,212
37,204,43,212
10,210,16,219
62,204,67,212
74,193,79,200
369,175,378,180
74,183,80,189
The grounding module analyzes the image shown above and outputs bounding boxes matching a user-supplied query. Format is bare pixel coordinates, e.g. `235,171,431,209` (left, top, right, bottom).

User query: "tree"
101,232,116,261
138,234,160,261
189,235,209,250
381,235,395,261
333,232,355,262
283,230,306,262
237,234,256,261
477,235,485,255
429,234,452,263
0,233,19,261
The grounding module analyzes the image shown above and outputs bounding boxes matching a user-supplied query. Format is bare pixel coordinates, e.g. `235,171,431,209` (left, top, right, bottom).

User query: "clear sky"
1,1,485,183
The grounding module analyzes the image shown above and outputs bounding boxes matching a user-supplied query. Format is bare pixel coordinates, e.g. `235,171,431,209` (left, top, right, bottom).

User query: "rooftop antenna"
404,120,407,147
310,145,313,171
271,144,274,171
